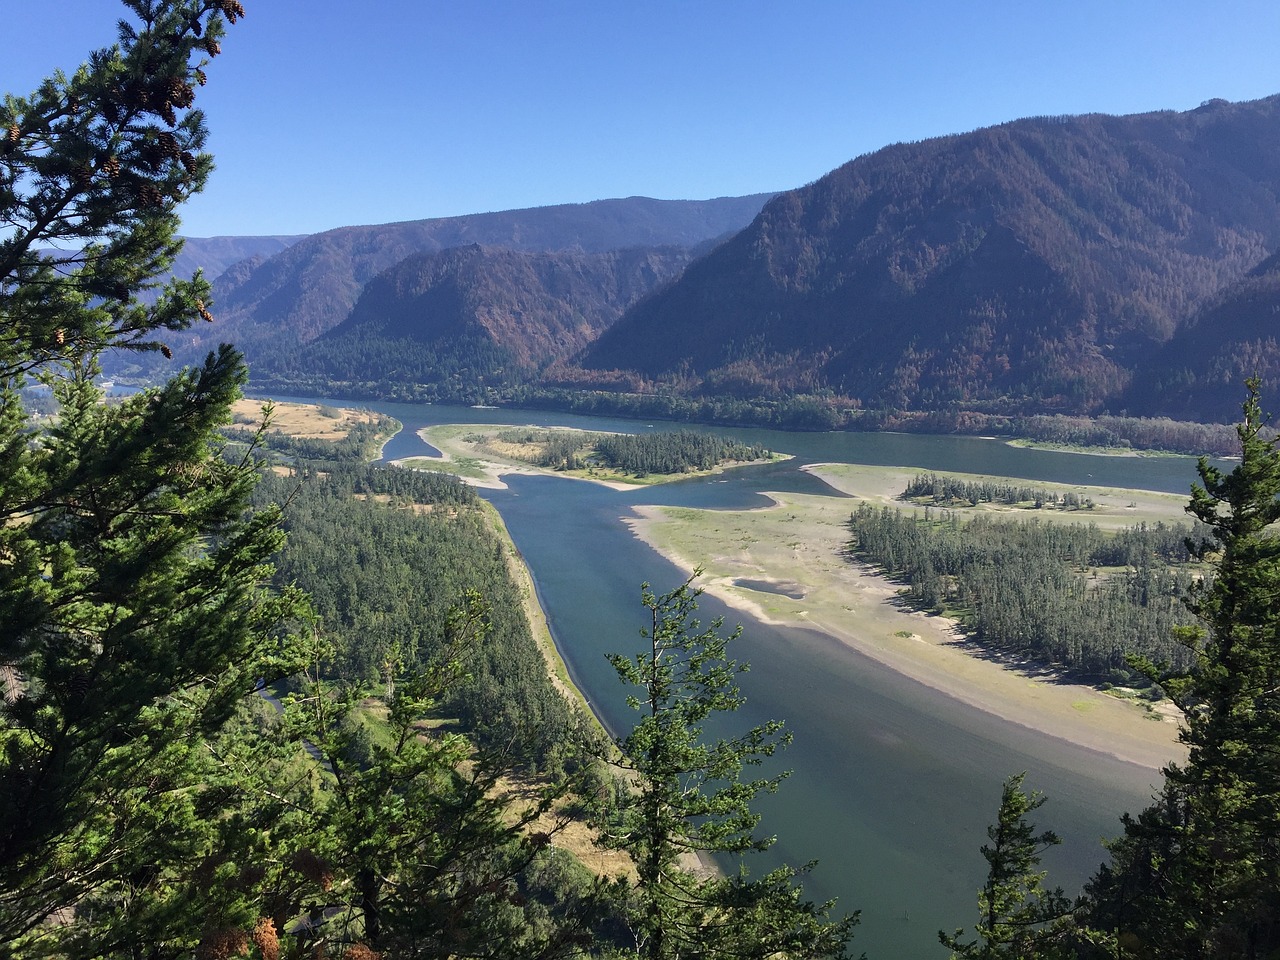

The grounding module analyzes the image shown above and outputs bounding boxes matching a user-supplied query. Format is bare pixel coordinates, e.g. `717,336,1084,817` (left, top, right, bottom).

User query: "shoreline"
620,497,1185,775
392,418,1186,772
396,424,782,493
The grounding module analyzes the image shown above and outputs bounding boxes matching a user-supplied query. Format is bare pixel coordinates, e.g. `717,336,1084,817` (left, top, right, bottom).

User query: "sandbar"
397,424,1190,771
621,462,1188,772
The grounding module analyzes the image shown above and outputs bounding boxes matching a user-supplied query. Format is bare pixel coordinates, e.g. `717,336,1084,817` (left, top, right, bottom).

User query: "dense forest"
253,462,583,768
487,426,771,476
848,502,1205,683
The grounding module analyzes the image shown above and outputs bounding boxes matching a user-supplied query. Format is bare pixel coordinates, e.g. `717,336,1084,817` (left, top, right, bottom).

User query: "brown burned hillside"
578,96,1280,417
189,194,773,364
320,243,696,367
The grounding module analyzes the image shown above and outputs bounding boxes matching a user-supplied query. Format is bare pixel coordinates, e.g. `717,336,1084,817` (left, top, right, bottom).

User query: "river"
275,397,1212,958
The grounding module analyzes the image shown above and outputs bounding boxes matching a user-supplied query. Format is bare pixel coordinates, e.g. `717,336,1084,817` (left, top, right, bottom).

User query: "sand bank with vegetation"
622,462,1191,772
395,423,781,491
393,418,1190,770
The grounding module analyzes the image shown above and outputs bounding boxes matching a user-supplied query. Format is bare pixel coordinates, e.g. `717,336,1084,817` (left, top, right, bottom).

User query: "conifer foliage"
604,576,854,960
940,774,1076,959
1087,379,1280,958
0,2,311,954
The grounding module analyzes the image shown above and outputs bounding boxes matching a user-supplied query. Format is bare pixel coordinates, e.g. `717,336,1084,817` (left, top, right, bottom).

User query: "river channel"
279,397,1212,958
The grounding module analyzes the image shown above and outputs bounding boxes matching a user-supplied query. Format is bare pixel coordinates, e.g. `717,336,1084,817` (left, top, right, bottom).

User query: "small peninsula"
395,424,786,489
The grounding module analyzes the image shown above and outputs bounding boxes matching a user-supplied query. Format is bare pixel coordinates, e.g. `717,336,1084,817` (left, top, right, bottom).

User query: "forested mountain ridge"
577,95,1280,420
250,242,705,402
173,194,773,366
323,243,698,366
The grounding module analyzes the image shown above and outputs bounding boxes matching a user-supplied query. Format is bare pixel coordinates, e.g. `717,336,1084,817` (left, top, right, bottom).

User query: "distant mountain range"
138,95,1280,426
170,234,304,282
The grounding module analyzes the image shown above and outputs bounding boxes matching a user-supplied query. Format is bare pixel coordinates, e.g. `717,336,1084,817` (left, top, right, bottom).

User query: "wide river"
281,397,1214,959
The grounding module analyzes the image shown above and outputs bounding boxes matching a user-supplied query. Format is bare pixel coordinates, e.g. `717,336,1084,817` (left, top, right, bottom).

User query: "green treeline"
848,505,1203,681
254,462,582,770
249,371,1247,457
494,427,596,469
493,427,770,475
592,430,769,475
902,472,1095,510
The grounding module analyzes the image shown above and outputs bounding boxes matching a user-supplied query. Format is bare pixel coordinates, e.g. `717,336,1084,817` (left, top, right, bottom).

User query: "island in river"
398,422,1186,775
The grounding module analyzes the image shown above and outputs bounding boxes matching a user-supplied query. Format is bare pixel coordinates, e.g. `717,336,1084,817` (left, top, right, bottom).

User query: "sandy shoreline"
395,422,1187,773
621,494,1185,774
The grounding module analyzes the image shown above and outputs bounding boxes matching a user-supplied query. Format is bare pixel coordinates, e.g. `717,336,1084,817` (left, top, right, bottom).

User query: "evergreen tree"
0,3,312,954
1089,379,1280,958
941,774,1090,960
278,595,607,960
604,575,854,960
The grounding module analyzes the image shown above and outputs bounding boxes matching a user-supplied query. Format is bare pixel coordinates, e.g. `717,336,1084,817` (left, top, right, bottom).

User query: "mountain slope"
249,242,701,403
1131,249,1280,421
307,243,696,369
200,194,773,356
579,96,1280,416
170,234,304,282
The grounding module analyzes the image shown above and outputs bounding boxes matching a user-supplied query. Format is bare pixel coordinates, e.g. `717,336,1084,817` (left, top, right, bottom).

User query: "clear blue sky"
8,1,1280,238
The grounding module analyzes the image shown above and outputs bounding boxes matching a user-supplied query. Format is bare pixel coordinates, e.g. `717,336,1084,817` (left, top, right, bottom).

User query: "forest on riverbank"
847,475,1213,685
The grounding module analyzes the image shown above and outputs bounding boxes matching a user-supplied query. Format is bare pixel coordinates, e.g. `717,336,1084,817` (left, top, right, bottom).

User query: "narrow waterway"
284,397,1210,958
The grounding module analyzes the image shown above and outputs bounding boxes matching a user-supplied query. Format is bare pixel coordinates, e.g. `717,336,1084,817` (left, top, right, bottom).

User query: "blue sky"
8,1,1280,238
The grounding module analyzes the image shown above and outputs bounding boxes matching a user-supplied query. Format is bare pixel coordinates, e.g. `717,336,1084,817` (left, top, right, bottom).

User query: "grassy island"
398,423,786,488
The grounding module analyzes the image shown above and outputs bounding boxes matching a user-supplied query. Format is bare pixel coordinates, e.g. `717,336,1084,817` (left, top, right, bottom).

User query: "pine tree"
0,3,311,955
941,774,1089,960
1089,379,1280,958
604,575,854,960
277,594,607,960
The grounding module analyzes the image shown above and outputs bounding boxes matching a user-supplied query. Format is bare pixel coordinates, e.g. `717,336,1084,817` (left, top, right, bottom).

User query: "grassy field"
231,398,381,442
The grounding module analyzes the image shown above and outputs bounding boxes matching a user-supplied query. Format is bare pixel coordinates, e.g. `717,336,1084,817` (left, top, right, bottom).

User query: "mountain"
577,96,1280,417
325,244,696,366
262,243,698,398
1130,250,1280,422
193,194,774,364
170,234,304,282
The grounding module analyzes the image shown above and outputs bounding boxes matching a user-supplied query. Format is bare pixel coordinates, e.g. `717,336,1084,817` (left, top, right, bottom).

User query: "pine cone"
102,155,120,178
180,151,198,175
165,76,194,109
204,38,222,56
6,123,18,144
138,183,164,208
194,927,249,960
218,1,246,23
195,68,207,86
158,131,181,158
